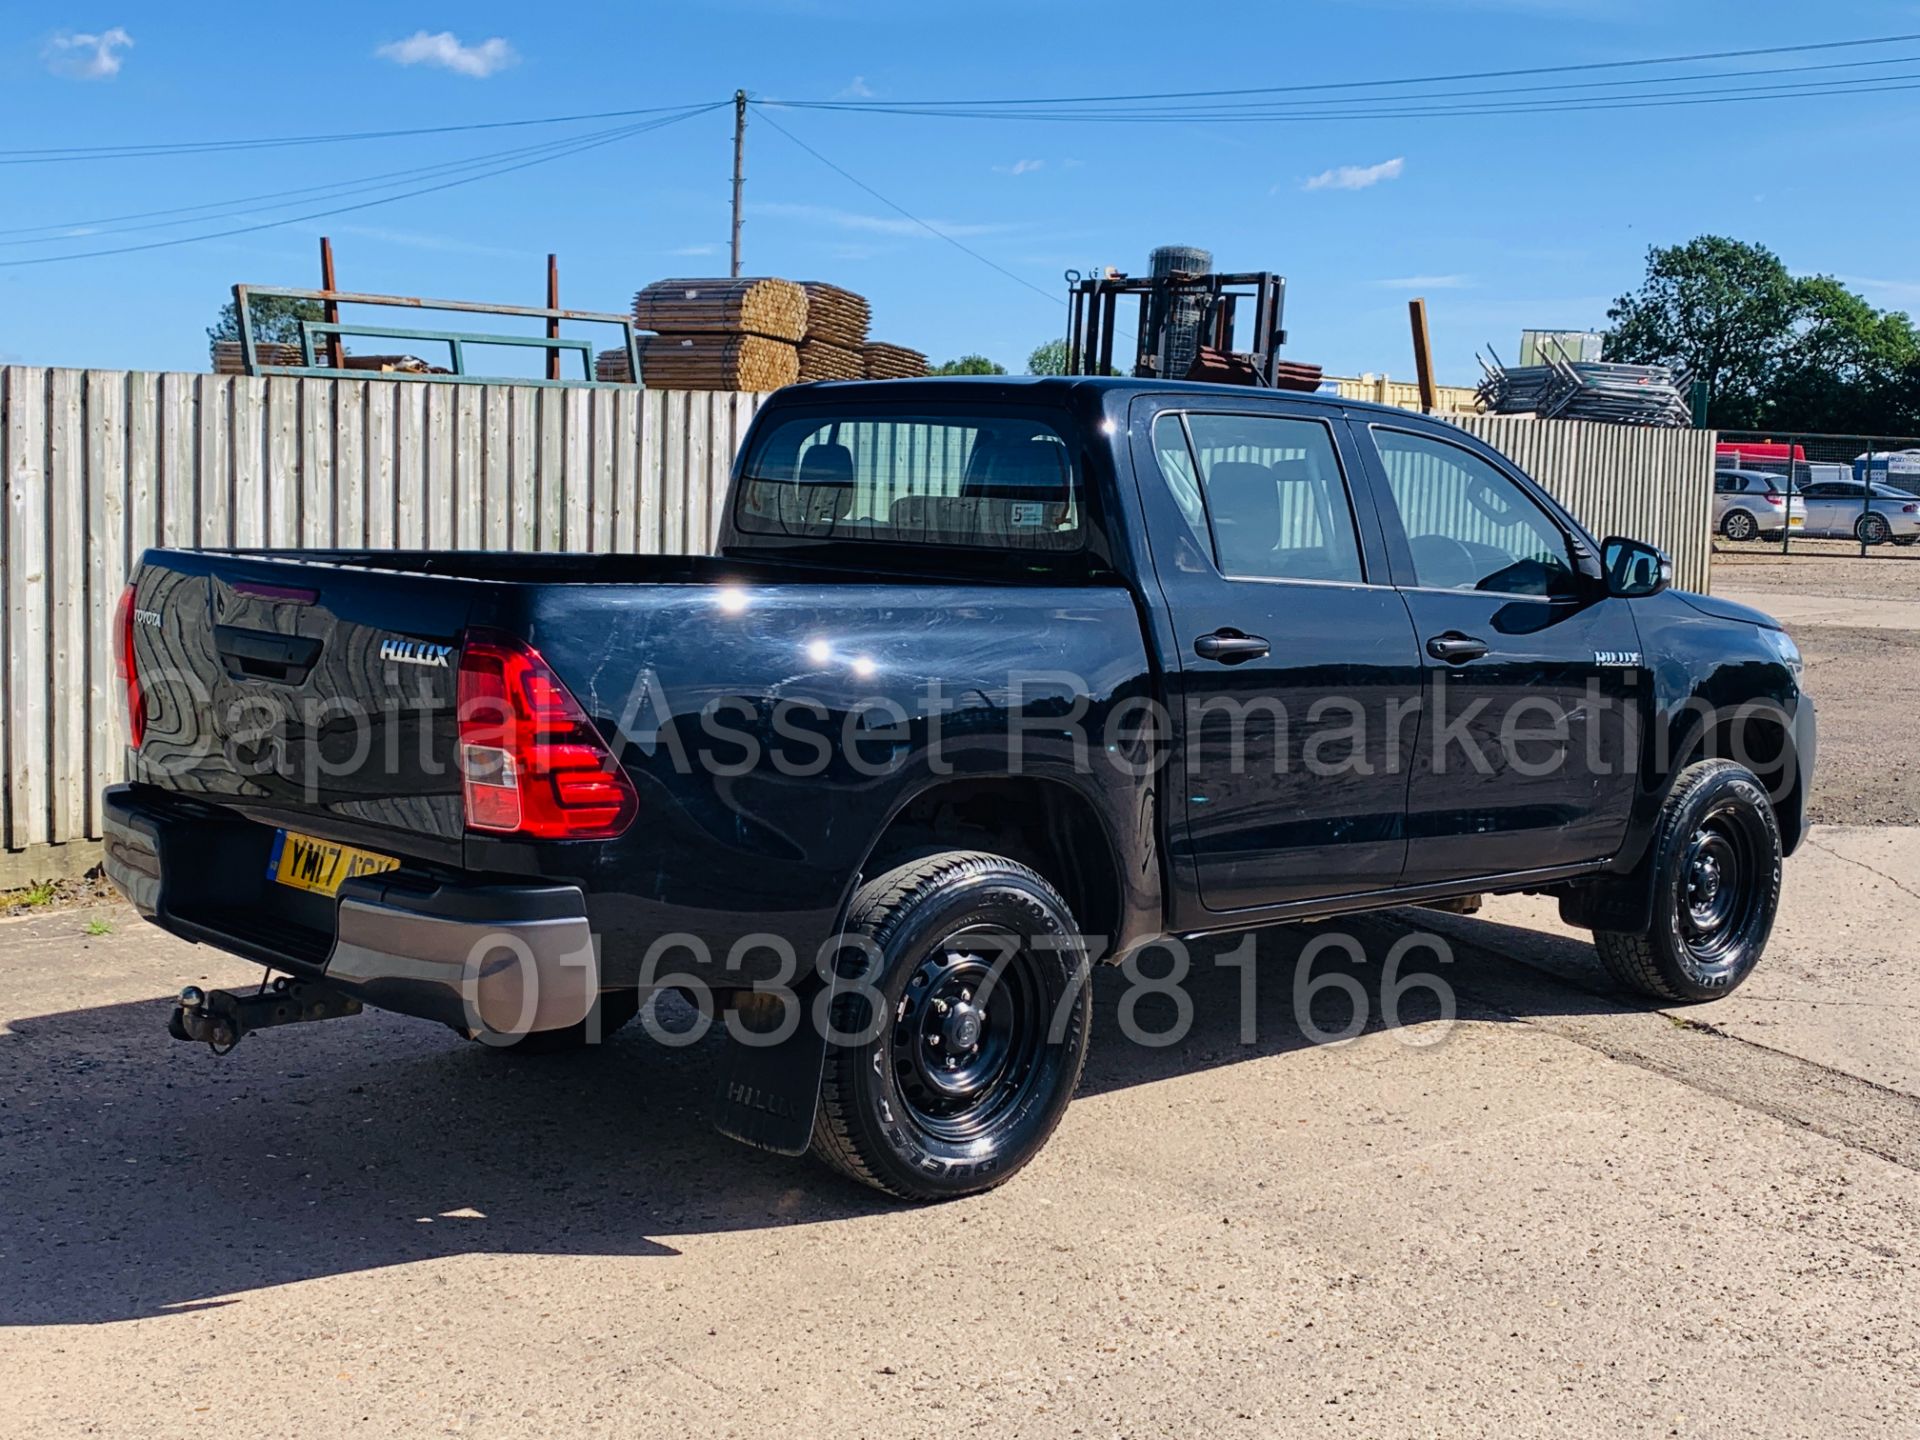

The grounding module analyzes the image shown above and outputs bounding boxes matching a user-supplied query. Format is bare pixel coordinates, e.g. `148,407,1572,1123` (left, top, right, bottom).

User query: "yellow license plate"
268,829,400,896
1789,516,1805,527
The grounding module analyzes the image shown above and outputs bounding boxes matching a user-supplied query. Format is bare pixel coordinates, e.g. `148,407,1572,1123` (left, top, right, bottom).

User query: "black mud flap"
710,973,831,1155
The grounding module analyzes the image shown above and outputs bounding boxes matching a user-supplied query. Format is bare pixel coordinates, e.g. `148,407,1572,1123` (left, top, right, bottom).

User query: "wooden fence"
0,364,1712,875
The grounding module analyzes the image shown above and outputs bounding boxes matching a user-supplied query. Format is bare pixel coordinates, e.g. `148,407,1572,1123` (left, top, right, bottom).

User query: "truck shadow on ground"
0,912,1632,1325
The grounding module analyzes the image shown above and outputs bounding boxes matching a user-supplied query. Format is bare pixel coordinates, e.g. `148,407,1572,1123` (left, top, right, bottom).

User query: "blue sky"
4,1,1920,386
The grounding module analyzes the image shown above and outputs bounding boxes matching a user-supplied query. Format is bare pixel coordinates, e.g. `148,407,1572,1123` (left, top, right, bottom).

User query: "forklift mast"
1064,269,1288,386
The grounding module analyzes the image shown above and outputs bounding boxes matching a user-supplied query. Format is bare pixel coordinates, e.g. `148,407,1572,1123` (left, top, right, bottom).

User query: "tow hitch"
168,976,363,1052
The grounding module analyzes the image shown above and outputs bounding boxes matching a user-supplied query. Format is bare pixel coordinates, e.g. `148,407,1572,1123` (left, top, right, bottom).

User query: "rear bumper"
104,784,599,1035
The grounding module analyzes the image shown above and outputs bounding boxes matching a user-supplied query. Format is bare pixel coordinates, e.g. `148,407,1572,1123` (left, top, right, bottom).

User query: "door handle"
1426,632,1489,664
1194,629,1270,665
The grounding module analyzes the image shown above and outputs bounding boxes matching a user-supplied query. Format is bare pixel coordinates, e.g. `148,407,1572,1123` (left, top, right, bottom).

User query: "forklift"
1063,265,1313,389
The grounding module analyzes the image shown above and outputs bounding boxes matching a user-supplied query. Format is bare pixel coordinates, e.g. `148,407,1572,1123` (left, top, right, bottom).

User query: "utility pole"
730,89,747,278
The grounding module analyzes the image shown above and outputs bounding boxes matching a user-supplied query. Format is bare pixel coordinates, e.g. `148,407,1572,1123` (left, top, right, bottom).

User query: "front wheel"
1593,760,1782,1002
811,852,1092,1201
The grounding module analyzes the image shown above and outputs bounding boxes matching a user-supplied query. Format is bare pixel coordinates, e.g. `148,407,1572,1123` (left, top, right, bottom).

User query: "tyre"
1720,509,1758,542
480,988,641,1055
811,851,1092,1201
1857,512,1893,546
1593,760,1782,1003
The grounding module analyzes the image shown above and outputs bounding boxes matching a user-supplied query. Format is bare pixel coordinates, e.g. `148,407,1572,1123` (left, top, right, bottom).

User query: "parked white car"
1713,468,1805,541
1797,480,1920,545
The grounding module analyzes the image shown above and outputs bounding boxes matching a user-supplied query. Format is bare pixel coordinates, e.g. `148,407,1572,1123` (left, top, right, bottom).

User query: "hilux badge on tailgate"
379,638,452,668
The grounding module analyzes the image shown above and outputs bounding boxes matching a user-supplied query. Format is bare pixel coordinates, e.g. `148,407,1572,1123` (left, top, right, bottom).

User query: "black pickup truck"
105,377,1814,1199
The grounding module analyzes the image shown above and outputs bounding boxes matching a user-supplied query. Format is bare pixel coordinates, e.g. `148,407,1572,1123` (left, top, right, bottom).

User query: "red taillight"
456,630,637,839
1761,492,1783,506
1904,504,1918,515
114,585,144,749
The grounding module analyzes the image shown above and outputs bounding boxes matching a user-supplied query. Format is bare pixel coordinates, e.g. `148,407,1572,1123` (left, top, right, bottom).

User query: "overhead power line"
0,123,672,246
0,104,724,268
776,30,1920,108
770,73,1920,124
0,99,727,165
749,105,1062,309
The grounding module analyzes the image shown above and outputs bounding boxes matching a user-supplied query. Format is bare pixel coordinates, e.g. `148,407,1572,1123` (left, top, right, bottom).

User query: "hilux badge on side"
380,638,452,668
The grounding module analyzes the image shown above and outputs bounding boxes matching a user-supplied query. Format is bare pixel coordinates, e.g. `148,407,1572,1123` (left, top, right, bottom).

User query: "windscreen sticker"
1009,502,1045,527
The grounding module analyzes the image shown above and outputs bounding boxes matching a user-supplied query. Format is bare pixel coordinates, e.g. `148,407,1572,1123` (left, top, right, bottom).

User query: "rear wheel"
1720,510,1758,542
811,851,1092,1201
1593,760,1781,1002
1857,512,1893,545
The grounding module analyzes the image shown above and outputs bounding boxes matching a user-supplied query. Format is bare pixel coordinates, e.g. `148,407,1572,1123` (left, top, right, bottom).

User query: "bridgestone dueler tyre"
1593,760,1782,1003
811,851,1092,1201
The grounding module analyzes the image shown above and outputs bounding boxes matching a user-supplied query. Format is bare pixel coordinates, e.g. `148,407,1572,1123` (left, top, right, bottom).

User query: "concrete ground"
3,558,1916,1438
1,822,1916,1439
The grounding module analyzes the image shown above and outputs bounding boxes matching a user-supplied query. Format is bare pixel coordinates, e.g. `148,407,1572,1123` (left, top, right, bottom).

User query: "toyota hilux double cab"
105,377,1814,1199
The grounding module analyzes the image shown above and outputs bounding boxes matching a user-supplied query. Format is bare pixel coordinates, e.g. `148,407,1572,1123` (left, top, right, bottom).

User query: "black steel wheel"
1721,510,1758,542
812,852,1091,1200
1857,512,1893,545
1594,760,1782,1002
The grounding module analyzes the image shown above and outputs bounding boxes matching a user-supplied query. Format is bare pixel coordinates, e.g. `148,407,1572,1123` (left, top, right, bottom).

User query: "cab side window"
1370,428,1580,598
1159,413,1365,584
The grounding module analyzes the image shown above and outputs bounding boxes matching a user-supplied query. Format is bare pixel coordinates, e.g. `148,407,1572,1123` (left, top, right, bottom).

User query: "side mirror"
1600,535,1671,598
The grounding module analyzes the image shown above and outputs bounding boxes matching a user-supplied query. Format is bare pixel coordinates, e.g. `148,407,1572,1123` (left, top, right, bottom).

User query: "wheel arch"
854,772,1133,961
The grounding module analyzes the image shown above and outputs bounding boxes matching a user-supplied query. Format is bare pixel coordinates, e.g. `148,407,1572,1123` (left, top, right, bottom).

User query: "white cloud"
43,27,132,80
751,200,1012,239
375,31,518,79
994,159,1045,176
1302,156,1405,192
836,76,876,99
1372,274,1472,290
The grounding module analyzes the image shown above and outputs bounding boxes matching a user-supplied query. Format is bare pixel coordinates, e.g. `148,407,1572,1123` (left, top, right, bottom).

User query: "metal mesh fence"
1715,431,1920,556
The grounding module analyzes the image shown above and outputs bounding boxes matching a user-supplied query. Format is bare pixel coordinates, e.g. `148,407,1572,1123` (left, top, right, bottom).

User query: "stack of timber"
861,342,929,380
596,348,636,383
630,276,807,390
798,340,866,382
632,277,808,341
210,340,305,374
798,281,870,345
632,334,799,391
796,282,870,382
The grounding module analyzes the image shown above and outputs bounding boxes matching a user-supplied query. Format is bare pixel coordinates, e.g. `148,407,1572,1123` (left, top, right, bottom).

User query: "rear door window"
1160,412,1365,583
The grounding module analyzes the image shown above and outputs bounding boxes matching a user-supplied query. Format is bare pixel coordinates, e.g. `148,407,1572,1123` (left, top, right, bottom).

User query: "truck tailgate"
129,550,473,859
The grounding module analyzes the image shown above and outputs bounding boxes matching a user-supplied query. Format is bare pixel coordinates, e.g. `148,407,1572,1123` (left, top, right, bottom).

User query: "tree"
1770,276,1920,435
1604,236,1801,429
207,294,325,347
1027,338,1068,376
1028,337,1118,376
931,354,1007,376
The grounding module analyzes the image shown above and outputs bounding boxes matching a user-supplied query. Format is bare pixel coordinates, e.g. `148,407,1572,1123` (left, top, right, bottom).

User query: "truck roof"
769,374,1417,422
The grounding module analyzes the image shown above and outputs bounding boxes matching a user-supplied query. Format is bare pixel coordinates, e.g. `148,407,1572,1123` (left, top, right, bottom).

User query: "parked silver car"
1713,469,1805,541
1795,480,1920,545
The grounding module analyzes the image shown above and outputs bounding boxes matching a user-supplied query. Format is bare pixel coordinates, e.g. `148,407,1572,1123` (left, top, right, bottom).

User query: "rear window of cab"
736,408,1084,552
